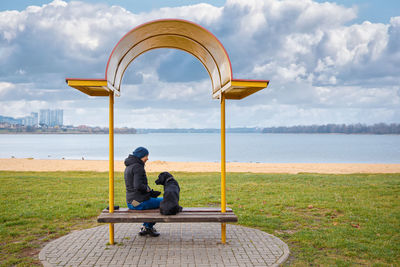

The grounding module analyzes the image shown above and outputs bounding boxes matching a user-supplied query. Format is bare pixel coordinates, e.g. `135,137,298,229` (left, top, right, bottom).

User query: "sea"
0,133,399,163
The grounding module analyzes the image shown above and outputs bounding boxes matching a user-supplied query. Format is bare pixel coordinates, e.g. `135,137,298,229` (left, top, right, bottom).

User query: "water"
0,133,399,163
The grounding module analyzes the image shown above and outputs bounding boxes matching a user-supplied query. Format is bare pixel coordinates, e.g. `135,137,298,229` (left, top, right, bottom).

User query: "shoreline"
1,158,400,174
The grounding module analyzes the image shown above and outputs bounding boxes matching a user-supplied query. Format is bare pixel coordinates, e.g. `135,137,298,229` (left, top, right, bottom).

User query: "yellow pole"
221,92,226,244
109,92,115,245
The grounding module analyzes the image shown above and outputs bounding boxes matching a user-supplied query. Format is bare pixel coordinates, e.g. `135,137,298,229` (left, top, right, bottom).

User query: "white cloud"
141,3,222,25
0,81,14,96
0,100,48,118
118,107,215,129
0,0,399,127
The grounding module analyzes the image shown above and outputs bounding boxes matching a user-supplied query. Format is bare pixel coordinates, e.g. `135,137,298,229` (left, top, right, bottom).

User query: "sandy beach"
1,158,400,174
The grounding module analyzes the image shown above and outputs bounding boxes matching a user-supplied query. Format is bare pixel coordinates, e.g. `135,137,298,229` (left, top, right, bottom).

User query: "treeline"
262,123,400,134
0,124,137,134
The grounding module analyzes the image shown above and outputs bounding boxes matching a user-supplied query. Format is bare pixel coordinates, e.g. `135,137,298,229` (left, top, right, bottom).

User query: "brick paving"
39,223,289,267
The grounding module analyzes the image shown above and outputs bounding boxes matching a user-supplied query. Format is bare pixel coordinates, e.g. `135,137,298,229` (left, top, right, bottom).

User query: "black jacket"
124,155,151,205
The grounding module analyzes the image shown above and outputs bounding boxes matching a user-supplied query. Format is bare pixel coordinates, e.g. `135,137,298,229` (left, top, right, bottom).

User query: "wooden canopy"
66,19,268,99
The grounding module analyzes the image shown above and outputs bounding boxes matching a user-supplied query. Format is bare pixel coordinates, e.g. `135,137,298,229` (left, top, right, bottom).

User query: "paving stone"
39,223,289,266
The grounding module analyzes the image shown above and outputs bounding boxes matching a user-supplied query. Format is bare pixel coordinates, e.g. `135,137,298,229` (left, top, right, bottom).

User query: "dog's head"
155,171,174,185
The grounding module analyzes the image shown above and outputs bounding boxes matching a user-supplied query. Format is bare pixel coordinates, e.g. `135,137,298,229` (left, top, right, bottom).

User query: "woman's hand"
150,190,161,198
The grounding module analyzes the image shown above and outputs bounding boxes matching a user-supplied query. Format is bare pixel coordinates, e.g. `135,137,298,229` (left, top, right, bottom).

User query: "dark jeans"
127,197,163,229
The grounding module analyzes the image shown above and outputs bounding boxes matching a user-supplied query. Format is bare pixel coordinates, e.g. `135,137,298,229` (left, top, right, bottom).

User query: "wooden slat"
97,212,238,223
102,207,233,213
97,207,238,223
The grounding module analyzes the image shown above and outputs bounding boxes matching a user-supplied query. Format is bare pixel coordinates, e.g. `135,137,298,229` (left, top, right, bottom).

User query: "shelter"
66,19,269,244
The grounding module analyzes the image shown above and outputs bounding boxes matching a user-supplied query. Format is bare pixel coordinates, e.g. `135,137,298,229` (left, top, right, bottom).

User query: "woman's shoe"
139,227,148,236
147,227,160,237
139,227,160,237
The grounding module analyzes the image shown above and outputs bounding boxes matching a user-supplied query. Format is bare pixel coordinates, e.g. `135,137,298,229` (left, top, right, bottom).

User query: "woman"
124,146,162,237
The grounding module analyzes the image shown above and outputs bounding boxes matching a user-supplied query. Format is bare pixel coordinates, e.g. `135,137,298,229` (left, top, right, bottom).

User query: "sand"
1,158,399,174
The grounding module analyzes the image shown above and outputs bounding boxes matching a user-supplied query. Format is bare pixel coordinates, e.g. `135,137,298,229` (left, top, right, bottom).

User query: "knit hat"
132,147,149,159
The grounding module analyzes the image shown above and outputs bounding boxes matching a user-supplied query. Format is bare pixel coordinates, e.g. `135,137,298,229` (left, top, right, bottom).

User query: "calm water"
0,133,399,163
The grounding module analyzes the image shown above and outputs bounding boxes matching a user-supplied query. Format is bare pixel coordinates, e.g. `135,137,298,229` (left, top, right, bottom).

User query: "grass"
0,171,399,266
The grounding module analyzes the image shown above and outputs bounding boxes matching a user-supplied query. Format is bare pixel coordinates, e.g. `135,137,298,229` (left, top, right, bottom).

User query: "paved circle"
39,223,289,266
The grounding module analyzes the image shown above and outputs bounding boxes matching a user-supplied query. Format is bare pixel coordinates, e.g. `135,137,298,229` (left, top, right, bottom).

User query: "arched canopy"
66,19,269,99
106,19,232,95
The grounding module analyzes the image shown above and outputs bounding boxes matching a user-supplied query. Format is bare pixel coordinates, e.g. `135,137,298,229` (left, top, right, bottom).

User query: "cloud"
0,0,399,127
0,81,14,97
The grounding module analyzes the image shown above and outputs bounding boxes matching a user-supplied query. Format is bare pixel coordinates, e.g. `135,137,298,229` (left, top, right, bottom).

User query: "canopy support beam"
220,92,226,244
109,92,115,245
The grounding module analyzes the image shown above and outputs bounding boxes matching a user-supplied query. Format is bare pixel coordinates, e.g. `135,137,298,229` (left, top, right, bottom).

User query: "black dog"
155,172,183,215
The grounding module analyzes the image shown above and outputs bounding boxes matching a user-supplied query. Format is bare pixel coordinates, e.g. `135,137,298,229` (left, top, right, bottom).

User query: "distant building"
21,112,38,126
39,109,63,126
39,109,49,126
31,112,38,125
55,109,63,126
0,110,61,127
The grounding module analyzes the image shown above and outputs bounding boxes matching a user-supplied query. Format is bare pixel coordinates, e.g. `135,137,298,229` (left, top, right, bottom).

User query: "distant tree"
262,123,400,134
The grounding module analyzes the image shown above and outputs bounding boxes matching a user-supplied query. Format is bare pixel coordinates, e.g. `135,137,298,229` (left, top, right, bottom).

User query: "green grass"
0,171,399,266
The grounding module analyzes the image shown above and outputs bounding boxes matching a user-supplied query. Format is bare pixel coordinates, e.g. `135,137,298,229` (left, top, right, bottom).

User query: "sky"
0,0,399,128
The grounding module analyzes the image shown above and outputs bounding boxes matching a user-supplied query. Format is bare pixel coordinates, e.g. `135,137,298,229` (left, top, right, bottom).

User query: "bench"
97,207,238,223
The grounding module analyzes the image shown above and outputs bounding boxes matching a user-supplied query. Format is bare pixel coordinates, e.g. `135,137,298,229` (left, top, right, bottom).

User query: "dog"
155,172,183,215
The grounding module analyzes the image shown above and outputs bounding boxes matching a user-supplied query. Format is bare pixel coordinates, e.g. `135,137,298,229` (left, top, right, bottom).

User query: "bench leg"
221,223,226,244
109,223,114,245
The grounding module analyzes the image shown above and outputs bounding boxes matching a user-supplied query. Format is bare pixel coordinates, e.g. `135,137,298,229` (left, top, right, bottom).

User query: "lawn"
0,171,399,266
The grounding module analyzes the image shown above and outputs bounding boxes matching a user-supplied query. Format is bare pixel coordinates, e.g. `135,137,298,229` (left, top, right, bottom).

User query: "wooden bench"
97,207,238,223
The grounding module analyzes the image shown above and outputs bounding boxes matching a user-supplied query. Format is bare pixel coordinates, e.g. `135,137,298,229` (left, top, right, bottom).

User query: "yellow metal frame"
108,93,115,244
213,79,270,100
221,93,226,243
65,19,269,245
66,79,110,96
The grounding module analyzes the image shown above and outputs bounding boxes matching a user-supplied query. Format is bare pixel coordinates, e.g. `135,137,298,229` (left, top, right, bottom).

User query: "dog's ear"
156,172,167,185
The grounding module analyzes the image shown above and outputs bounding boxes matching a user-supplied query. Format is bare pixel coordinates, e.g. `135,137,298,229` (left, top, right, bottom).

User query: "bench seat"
97,207,238,223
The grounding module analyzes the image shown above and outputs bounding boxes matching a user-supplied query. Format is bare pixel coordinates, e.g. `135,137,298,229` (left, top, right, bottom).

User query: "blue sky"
0,0,399,128
315,0,400,24
2,0,398,23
